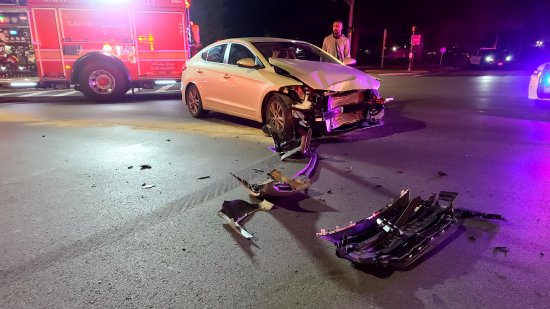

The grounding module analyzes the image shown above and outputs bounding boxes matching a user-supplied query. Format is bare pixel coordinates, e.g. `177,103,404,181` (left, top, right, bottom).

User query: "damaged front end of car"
266,63,392,155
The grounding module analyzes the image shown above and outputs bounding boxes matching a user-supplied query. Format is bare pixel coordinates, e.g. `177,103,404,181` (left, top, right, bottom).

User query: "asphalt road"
0,71,549,308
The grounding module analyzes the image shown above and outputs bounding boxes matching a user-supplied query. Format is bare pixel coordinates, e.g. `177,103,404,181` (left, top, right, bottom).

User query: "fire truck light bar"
155,80,177,85
11,82,38,87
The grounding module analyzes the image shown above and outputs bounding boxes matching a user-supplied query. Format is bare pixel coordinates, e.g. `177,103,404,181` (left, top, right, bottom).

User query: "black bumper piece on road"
317,190,461,269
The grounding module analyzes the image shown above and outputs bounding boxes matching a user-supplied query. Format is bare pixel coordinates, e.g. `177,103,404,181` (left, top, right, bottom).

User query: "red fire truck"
22,0,192,101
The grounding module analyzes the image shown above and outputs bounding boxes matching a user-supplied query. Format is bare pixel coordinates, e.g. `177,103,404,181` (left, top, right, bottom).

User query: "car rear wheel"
185,84,208,118
265,94,294,138
79,63,129,102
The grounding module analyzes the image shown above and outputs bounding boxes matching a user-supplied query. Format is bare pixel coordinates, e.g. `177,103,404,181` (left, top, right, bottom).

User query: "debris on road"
437,171,448,177
494,246,509,254
166,139,171,142
128,166,134,169
318,190,504,269
140,164,152,170
468,235,477,242
455,208,504,220
253,168,264,173
41,135,45,138
231,151,318,197
91,184,96,188
198,176,210,180
141,183,156,189
218,199,274,239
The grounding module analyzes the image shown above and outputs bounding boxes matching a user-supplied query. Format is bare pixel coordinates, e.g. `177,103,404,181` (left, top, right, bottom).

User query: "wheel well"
71,52,130,85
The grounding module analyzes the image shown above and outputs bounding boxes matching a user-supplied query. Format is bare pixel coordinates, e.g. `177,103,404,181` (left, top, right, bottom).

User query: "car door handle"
196,69,203,74
223,74,231,79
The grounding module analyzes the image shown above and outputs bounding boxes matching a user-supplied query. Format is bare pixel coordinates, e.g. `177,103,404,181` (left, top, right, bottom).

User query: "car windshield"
252,41,340,64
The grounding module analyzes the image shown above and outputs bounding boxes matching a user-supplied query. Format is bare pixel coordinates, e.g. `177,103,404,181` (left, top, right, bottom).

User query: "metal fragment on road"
141,184,156,189
198,176,210,180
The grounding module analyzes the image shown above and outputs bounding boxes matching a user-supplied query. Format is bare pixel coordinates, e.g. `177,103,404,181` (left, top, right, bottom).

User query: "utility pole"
381,29,387,68
344,0,355,56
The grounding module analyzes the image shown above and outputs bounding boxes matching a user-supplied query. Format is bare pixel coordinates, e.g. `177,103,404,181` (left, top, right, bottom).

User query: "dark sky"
191,0,550,52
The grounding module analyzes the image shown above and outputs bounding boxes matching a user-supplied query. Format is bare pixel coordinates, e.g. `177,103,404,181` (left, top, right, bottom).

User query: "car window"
228,44,260,66
253,41,340,64
204,44,227,63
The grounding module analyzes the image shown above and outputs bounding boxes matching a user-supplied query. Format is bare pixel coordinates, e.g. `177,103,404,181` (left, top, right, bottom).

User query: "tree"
189,0,227,45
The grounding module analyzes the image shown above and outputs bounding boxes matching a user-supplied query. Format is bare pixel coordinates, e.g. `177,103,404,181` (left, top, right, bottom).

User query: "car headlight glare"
485,56,494,62
505,55,512,62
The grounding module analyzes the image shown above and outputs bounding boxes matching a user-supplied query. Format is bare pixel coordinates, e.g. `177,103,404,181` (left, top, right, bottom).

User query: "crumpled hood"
269,58,380,91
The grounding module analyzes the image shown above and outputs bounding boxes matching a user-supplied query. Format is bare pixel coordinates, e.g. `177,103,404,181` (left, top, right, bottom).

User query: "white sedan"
181,37,387,139
528,62,550,101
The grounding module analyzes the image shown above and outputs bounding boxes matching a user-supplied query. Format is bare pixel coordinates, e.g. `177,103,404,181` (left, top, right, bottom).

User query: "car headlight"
505,55,512,62
485,55,494,62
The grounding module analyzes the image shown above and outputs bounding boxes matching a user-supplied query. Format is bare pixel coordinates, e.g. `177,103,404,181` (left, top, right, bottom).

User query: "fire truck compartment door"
134,11,188,79
31,9,65,78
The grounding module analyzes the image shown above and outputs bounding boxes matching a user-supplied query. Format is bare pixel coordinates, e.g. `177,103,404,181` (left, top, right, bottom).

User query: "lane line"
52,90,80,97
19,91,57,97
0,91,35,97
153,85,174,93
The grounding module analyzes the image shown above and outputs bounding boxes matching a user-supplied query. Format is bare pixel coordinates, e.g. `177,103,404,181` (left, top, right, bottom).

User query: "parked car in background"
528,62,550,101
181,38,389,139
470,48,515,68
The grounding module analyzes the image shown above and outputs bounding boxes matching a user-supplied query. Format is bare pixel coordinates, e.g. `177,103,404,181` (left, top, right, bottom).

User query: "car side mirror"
237,58,257,68
343,58,357,66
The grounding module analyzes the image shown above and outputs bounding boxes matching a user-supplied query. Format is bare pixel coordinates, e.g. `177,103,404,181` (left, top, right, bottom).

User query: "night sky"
191,0,550,54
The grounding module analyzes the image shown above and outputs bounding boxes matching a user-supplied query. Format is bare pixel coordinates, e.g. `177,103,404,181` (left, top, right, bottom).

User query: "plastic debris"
198,176,210,180
141,183,156,189
231,151,318,197
318,190,503,269
218,199,274,239
140,164,152,170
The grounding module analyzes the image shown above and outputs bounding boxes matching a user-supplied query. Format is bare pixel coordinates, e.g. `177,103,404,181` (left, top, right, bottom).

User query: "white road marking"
18,91,57,97
52,90,80,97
0,91,34,97
153,85,175,93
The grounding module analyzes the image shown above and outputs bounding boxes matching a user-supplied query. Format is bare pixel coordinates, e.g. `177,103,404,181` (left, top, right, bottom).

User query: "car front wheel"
185,84,208,118
265,93,294,138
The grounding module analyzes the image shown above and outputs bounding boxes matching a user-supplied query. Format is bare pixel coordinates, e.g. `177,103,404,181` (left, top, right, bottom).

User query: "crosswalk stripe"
0,91,35,97
154,85,175,93
52,90,80,97
18,91,57,97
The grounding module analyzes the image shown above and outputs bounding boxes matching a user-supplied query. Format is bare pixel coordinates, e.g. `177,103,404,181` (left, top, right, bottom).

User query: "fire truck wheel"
185,84,208,118
79,64,129,101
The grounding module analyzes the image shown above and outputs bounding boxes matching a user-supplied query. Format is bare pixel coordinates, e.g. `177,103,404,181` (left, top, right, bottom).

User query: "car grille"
327,91,365,130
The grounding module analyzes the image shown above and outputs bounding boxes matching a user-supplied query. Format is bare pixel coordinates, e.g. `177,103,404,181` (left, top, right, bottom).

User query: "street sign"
411,35,421,45
440,47,447,54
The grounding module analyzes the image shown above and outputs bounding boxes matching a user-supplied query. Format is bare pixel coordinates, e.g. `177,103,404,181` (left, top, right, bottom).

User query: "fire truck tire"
79,63,129,102
185,84,209,118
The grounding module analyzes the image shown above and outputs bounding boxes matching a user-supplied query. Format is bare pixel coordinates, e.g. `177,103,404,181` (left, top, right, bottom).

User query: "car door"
215,43,268,120
470,49,481,65
193,44,229,110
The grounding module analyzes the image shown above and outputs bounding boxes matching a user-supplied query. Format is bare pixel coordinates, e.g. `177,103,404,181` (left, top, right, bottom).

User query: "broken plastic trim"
318,190,504,269
218,199,274,239
231,148,318,198
318,190,461,269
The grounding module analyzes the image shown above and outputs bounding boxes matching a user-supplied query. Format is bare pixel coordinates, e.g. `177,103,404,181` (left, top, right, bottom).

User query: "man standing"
322,20,350,62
